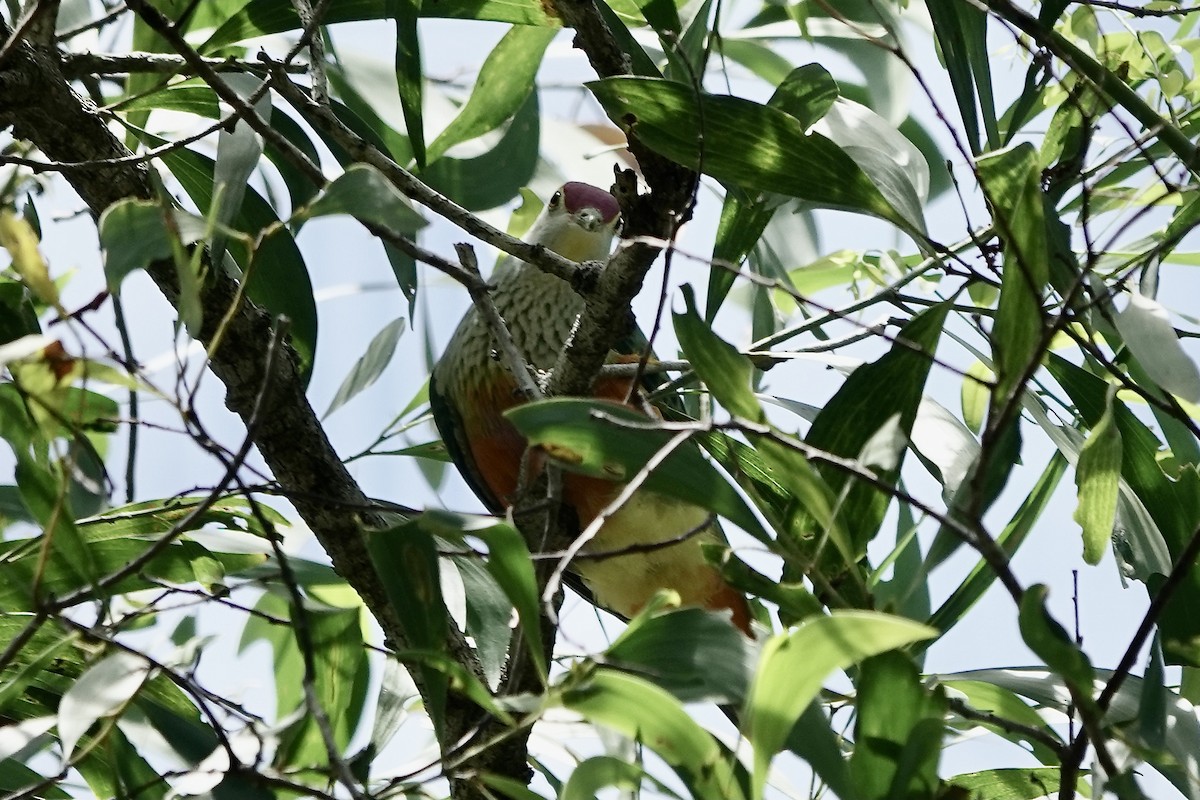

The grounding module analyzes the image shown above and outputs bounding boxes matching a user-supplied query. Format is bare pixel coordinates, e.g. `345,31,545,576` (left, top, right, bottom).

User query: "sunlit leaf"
1073,387,1122,564
977,144,1049,404
58,652,150,758
744,611,936,800
427,26,556,162
560,668,749,800
1116,291,1200,403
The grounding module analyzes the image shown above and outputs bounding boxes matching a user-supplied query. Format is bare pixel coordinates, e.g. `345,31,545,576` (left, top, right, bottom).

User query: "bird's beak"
574,207,606,232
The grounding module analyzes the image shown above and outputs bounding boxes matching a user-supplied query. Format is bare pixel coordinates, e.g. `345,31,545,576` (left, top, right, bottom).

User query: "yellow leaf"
0,210,60,311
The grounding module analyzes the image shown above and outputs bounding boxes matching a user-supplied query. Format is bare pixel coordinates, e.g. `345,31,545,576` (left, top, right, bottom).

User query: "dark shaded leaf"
606,607,755,704
587,77,915,231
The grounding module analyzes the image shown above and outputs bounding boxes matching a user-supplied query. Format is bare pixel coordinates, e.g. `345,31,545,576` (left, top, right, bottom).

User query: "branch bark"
0,17,491,787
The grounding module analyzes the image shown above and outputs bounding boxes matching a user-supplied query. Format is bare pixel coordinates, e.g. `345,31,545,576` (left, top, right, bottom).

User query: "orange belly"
459,361,751,633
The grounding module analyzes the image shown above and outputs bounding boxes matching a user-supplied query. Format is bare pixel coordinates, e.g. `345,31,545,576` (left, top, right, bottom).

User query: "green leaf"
606,607,755,704
98,200,209,293
427,25,555,162
301,164,427,234
421,91,541,211
926,453,1066,640
0,281,39,345
560,668,749,800
203,0,560,52
276,603,369,768
925,0,997,154
673,285,763,421
849,652,944,800
586,77,916,232
706,190,776,320
0,758,71,798
1047,354,1200,666
153,139,319,377
1017,585,1096,698
782,703,858,800
417,511,546,679
119,85,220,118
561,756,648,800
1074,387,1123,564
1138,635,1168,751
767,63,838,129
506,399,770,542
13,453,98,595
804,304,948,555
942,679,1063,765
210,87,269,267
744,611,936,800
324,317,407,418
961,360,993,434
390,0,426,168
364,521,449,737
947,768,1063,800
977,144,1049,404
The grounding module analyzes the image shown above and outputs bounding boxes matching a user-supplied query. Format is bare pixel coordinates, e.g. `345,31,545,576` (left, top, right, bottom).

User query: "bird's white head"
526,182,621,263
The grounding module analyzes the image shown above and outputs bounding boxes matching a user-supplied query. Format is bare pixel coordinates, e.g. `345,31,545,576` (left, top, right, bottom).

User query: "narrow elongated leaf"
1048,355,1200,666
977,144,1049,403
13,454,97,597
210,89,269,267
427,25,555,162
0,211,57,310
606,608,755,704
390,0,426,168
587,77,916,232
203,0,560,52
1017,585,1096,701
154,141,318,377
560,669,749,800
561,756,647,800
98,200,210,292
365,522,449,736
674,286,763,421
1074,388,1122,564
421,91,541,211
1116,291,1200,403
924,0,995,154
942,679,1062,765
744,612,936,800
324,317,407,418
275,603,368,768
849,652,944,800
706,190,776,319
804,304,948,555
925,453,1066,639
301,164,427,233
947,768,1063,799
812,99,929,228
417,511,545,679
59,652,150,758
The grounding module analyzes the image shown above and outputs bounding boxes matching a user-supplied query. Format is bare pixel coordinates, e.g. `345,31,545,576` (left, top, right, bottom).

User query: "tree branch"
0,11,491,765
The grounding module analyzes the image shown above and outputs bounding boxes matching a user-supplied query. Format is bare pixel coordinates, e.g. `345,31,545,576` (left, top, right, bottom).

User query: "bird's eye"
549,190,562,209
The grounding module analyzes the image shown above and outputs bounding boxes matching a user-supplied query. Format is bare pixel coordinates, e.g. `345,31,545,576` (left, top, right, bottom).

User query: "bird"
430,181,751,634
